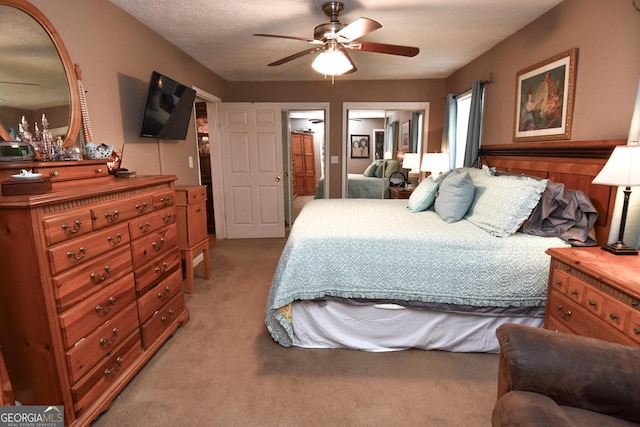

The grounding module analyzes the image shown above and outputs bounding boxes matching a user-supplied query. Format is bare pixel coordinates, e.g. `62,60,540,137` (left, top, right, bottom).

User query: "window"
454,91,472,168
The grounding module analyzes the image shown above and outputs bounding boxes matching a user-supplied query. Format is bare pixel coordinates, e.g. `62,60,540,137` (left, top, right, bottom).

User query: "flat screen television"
140,71,197,140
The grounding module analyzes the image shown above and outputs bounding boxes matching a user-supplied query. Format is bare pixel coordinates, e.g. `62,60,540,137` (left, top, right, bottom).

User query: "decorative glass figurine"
41,114,54,160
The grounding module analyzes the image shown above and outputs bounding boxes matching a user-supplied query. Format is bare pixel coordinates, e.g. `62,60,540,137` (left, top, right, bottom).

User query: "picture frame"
400,120,410,151
514,48,577,142
350,134,370,158
373,129,385,159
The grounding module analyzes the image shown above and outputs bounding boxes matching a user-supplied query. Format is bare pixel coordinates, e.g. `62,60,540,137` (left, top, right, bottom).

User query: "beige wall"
22,0,640,196
447,0,640,145
29,0,228,185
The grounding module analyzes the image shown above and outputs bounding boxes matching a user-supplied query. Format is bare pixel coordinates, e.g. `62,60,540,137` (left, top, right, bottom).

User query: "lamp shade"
311,49,353,76
592,145,640,187
420,152,450,176
402,153,420,172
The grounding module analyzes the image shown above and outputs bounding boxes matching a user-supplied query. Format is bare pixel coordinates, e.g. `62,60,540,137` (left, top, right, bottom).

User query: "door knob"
275,176,281,182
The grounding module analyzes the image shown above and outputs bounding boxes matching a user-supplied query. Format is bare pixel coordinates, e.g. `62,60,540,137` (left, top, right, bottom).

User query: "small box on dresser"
545,247,640,347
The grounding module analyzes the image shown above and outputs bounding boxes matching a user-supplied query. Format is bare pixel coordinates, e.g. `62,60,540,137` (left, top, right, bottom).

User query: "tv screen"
140,71,197,140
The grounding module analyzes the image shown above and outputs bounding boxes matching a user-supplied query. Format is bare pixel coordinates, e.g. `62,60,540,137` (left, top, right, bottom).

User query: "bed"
315,174,390,199
267,140,622,353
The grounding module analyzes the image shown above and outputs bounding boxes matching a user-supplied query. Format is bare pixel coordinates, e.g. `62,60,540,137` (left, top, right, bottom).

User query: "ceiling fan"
254,1,419,75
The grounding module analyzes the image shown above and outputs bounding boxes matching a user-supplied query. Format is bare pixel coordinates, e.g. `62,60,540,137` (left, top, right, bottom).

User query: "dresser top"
546,247,640,297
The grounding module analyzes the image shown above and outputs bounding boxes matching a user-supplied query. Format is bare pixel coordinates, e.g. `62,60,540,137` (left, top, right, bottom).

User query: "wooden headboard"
479,139,625,245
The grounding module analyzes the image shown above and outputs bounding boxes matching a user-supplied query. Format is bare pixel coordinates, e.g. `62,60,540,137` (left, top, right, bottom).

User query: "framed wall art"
400,120,411,151
350,134,370,158
514,48,577,142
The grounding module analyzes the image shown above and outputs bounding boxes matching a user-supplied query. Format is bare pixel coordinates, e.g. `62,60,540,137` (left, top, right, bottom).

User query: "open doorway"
194,101,215,235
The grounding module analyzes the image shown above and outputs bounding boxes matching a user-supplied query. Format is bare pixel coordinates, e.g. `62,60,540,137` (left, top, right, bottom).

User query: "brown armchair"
492,323,640,427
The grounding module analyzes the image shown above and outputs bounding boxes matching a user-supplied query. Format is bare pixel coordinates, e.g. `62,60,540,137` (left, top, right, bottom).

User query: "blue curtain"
463,80,485,167
410,111,421,152
441,94,457,170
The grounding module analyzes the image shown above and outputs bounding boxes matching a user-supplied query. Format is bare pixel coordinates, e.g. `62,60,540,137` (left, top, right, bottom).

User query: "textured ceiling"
108,0,563,82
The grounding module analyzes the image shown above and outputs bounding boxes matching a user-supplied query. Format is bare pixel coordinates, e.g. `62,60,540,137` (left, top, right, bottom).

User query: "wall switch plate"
330,156,339,164
188,156,194,168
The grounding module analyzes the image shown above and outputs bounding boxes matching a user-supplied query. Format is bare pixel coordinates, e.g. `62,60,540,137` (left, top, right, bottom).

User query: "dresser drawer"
134,250,181,296
584,287,606,318
627,310,640,346
59,273,136,349
130,224,179,270
603,297,629,333
48,223,130,275
36,161,109,183
128,206,175,240
66,301,139,384
42,208,94,246
176,185,207,204
52,244,133,312
549,267,571,294
72,330,142,415
179,202,208,248
91,195,153,230
153,190,174,210
137,268,184,322
141,291,186,349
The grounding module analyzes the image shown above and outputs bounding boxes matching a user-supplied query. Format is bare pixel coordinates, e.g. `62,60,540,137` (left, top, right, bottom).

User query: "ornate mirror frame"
0,0,81,149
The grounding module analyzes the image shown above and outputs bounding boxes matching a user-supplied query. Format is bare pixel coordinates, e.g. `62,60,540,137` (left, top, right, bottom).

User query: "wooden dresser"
291,132,316,197
0,174,189,426
545,247,640,347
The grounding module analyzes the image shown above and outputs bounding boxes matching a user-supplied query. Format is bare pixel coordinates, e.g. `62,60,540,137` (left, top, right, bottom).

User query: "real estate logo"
0,406,64,427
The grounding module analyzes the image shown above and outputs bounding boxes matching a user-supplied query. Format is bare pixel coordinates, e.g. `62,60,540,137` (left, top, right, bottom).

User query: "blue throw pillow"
363,161,378,177
408,177,439,212
434,171,475,222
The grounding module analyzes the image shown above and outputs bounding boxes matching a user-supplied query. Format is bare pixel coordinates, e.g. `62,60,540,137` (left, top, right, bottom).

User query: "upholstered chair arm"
495,323,640,423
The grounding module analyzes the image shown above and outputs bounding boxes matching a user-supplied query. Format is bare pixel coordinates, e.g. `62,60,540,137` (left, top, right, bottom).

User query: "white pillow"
465,174,548,237
408,177,439,212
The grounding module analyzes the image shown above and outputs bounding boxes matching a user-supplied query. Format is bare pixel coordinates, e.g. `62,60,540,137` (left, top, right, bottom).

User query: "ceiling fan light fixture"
311,48,353,76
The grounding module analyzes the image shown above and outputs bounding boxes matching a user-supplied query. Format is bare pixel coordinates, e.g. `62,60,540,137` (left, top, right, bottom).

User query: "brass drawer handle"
139,222,151,233
160,196,172,206
99,328,119,346
152,236,166,250
161,309,175,322
155,262,169,274
157,286,172,299
104,210,120,222
162,213,173,223
554,279,562,287
67,246,86,261
609,313,619,321
62,219,82,234
96,296,116,313
90,265,111,283
570,289,578,295
96,168,103,174
107,233,123,245
51,170,60,177
635,328,640,335
104,357,123,375
136,203,148,213
556,304,572,319
588,300,597,307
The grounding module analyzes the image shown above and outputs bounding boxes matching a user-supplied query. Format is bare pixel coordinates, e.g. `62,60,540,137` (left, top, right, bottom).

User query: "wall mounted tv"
140,71,197,140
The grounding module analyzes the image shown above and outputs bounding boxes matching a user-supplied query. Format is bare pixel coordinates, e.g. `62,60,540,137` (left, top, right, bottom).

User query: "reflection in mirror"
0,0,80,151
346,108,423,199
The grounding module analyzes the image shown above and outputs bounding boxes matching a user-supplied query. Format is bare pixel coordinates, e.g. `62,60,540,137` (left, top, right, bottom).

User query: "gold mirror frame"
0,0,80,149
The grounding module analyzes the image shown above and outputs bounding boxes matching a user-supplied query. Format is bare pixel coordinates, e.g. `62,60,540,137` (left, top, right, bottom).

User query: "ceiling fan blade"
267,46,325,66
336,17,381,42
346,41,419,57
254,33,322,44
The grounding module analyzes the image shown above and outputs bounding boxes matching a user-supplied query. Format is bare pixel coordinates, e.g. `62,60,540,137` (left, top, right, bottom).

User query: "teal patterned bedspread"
315,174,389,199
265,199,570,347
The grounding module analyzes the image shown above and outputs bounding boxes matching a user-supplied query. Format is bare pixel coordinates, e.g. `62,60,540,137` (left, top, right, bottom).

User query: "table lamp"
402,153,420,188
420,152,450,177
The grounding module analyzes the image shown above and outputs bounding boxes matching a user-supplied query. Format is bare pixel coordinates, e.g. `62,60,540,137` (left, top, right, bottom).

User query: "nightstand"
389,186,414,199
545,247,640,347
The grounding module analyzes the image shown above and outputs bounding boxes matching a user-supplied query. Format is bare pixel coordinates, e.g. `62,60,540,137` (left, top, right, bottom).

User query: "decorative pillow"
465,174,548,237
384,160,400,178
408,177,439,212
434,171,475,222
374,160,385,178
363,161,378,177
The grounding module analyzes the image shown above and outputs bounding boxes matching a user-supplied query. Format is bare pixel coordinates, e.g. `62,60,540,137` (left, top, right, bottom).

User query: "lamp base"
601,243,638,256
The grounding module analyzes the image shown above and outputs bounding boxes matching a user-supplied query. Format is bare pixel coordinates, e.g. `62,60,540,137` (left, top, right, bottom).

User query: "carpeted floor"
92,237,499,427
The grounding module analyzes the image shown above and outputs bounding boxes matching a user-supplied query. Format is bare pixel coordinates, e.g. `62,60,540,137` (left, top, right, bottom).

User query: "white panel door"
219,103,284,238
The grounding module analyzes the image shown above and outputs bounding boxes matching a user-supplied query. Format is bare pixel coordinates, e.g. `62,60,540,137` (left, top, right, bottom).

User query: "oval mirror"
0,0,80,149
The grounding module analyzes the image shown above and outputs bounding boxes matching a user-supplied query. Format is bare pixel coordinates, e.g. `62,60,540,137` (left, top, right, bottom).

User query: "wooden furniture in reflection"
0,349,15,406
175,185,211,294
389,186,414,199
0,174,189,426
291,132,316,196
545,247,640,347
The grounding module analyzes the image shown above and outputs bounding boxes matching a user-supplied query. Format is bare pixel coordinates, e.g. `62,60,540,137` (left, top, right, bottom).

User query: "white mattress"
291,300,544,353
